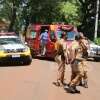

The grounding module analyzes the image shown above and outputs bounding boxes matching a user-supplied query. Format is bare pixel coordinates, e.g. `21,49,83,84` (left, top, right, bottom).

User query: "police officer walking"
68,35,88,93
54,31,69,86
78,32,89,88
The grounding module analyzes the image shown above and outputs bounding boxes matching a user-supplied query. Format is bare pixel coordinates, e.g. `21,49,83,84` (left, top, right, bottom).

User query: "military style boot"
68,85,76,94
78,80,83,86
74,86,81,93
83,80,88,88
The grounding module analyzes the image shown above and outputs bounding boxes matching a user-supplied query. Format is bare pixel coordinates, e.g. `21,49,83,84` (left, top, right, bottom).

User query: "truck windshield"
56,30,63,39
31,31,36,38
0,38,22,45
67,31,75,40
56,30,75,40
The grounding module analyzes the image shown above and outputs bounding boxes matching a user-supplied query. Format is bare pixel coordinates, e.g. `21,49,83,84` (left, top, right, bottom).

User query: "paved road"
0,58,100,100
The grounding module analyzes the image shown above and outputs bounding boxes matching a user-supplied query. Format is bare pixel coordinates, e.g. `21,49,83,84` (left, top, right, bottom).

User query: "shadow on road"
87,58,100,62
0,62,29,67
33,56,100,63
33,56,55,62
52,81,80,94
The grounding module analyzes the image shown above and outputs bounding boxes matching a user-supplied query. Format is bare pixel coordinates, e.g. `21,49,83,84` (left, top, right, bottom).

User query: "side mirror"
25,42,28,45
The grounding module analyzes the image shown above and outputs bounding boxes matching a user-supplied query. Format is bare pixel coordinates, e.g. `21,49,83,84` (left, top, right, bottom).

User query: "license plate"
12,54,20,58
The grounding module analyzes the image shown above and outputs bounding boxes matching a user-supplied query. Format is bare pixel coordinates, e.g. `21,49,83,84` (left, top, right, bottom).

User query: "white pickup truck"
88,40,100,61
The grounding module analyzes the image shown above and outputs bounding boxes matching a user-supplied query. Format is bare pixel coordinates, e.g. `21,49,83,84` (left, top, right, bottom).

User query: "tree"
0,0,81,34
0,0,26,32
78,0,100,39
59,1,81,26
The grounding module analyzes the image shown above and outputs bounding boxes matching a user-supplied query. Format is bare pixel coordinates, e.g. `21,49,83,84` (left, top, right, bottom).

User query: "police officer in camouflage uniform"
78,33,89,88
54,32,69,86
68,35,88,93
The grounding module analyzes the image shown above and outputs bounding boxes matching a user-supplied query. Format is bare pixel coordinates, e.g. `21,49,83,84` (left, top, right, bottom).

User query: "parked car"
0,32,32,65
87,40,100,61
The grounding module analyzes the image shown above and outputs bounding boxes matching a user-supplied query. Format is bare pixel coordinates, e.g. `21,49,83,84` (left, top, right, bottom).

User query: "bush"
94,38,100,45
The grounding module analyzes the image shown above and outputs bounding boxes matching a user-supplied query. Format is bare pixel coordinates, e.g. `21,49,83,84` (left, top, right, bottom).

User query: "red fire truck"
25,24,78,58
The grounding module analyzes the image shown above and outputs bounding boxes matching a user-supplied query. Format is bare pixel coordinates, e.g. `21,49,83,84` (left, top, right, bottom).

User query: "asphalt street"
0,58,100,100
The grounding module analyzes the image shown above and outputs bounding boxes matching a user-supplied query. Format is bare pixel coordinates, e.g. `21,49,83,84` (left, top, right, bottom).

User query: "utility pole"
94,0,99,40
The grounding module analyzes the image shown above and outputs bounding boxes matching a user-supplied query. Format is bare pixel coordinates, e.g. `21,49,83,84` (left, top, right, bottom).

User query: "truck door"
46,31,56,57
32,25,41,55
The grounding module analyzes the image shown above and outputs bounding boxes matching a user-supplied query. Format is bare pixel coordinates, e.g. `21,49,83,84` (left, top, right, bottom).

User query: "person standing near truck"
40,29,49,56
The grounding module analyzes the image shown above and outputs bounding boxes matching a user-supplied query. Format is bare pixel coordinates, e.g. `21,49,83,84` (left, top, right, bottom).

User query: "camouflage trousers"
55,54,66,84
69,59,88,86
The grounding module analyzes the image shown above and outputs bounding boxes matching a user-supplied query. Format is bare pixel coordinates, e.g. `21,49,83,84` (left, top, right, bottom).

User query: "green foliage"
0,0,26,31
59,1,81,26
94,38,100,45
0,0,81,32
78,0,99,39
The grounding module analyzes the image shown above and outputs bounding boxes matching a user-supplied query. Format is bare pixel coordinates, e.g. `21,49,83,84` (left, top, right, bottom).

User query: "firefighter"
68,35,88,93
54,31,69,86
